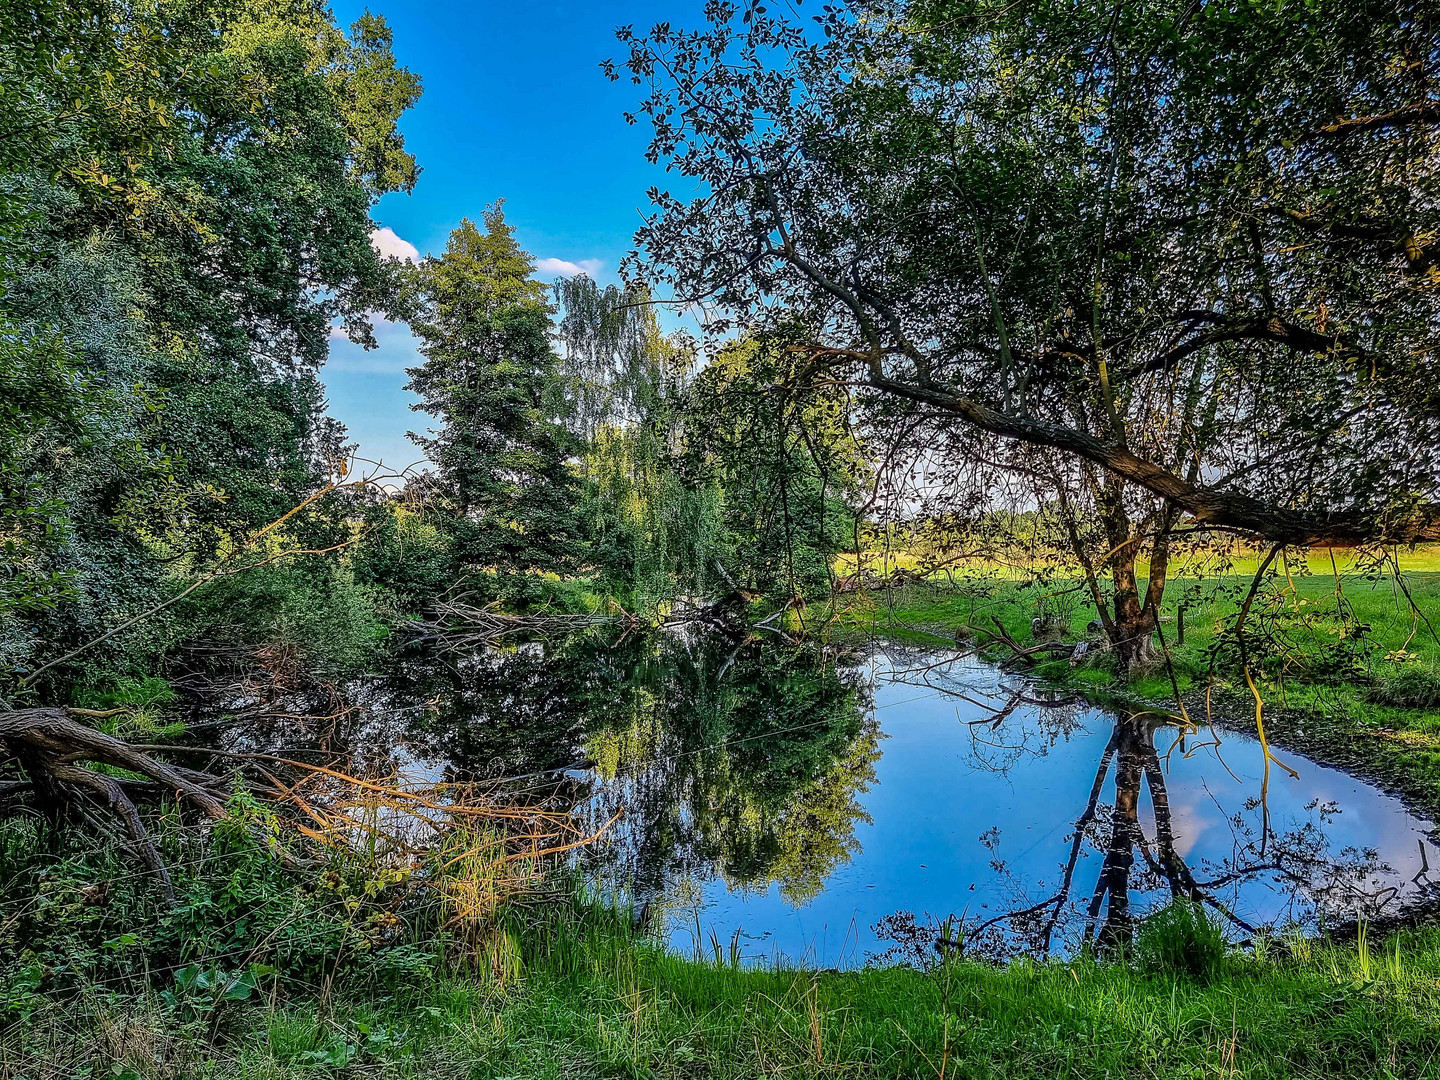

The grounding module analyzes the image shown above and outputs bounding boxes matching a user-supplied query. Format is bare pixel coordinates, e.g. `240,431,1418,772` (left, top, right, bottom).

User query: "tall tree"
612,0,1440,670
1,0,421,678
551,275,726,601
406,207,582,576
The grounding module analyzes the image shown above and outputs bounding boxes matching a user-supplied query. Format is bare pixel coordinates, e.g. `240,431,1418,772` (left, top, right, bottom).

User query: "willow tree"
610,0,1440,671
551,275,726,600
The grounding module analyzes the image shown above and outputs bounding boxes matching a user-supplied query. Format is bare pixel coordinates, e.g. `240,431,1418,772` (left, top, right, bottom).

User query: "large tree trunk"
0,708,234,901
1108,562,1160,676
1095,478,1164,679
1049,458,1172,680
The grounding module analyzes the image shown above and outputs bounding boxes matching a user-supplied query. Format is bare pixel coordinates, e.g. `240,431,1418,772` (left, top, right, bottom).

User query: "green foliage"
71,675,174,711
350,502,456,616
9,880,1440,1078
0,0,420,688
405,207,583,577
619,0,1440,555
0,331,86,653
1135,901,1228,981
551,276,723,604
680,333,866,599
0,797,423,1002
174,561,386,672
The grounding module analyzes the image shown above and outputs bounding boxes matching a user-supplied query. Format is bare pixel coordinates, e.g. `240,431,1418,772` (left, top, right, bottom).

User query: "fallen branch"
412,600,630,649
0,704,614,909
958,618,1079,667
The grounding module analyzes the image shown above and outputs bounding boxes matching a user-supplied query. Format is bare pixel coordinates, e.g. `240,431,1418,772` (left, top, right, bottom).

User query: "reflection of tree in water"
393,636,645,781
387,632,881,907
884,649,1088,776
580,635,881,907
878,669,1401,964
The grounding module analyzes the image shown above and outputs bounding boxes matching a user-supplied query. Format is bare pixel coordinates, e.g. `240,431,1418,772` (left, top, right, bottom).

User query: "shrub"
71,674,174,710
175,561,385,673
1135,900,1227,980
350,504,455,616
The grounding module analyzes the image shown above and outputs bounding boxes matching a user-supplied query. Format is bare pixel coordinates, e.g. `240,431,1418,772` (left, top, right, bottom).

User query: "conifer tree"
406,206,581,575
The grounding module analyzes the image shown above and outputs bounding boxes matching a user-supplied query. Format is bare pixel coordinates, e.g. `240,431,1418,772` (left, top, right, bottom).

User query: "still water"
590,646,1436,965
218,631,1438,967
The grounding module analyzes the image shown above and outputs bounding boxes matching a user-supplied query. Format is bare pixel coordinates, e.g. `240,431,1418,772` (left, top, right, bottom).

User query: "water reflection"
381,633,882,907
204,632,1437,966
576,636,881,907
864,650,1434,963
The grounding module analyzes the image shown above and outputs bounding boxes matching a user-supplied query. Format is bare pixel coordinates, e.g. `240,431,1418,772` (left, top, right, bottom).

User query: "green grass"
10,903,1440,1078
821,569,1440,811
837,542,1440,580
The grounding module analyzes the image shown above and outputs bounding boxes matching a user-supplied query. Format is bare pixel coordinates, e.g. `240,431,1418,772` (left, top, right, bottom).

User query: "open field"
835,544,1440,582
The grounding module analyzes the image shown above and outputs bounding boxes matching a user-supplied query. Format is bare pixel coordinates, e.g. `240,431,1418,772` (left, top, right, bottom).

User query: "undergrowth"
2,817,1438,1079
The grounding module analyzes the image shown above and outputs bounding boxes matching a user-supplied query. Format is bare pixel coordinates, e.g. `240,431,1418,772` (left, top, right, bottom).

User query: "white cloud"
327,312,422,373
535,256,604,279
370,226,420,263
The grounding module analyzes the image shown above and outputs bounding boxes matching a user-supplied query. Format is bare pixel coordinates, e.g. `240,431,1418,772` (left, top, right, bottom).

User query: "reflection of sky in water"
610,650,1434,968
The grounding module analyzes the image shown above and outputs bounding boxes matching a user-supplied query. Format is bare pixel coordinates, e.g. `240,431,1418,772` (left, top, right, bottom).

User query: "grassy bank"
835,543,1440,583
823,569,1440,812
9,887,1440,1079
5,769,1439,1079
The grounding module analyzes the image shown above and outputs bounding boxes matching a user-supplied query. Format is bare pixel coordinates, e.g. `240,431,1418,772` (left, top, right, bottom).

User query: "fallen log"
0,703,615,908
0,707,237,902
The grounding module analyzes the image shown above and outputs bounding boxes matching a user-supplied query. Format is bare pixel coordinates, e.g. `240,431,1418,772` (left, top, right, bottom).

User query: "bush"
0,798,430,997
1367,664,1440,709
350,504,455,616
175,560,386,673
71,674,173,710
1135,900,1227,980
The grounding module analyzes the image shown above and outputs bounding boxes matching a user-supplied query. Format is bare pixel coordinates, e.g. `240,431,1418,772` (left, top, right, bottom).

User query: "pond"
210,631,1438,968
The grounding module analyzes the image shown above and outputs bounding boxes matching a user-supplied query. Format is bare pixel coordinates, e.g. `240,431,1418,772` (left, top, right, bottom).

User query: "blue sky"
326,0,707,469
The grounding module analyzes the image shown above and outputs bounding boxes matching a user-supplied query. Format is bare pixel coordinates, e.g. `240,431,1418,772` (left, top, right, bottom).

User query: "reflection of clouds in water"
1141,717,1433,915
1163,792,1210,859
1276,765,1432,887
1170,729,1433,899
